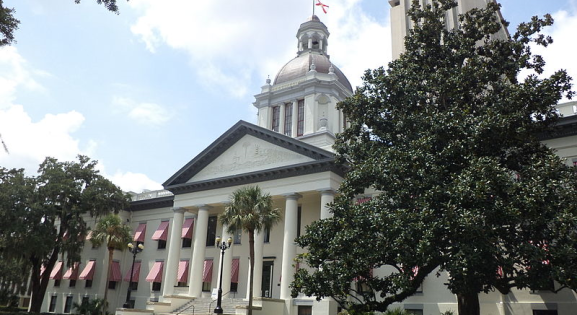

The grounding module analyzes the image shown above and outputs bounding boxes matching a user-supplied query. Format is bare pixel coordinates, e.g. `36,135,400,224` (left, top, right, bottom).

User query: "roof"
273,53,353,92
163,120,346,195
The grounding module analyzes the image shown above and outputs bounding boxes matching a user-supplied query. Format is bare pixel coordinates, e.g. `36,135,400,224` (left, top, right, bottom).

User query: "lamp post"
214,236,233,314
123,242,144,309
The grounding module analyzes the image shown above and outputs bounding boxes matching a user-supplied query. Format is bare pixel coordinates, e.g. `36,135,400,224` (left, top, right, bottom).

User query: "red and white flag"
316,0,329,14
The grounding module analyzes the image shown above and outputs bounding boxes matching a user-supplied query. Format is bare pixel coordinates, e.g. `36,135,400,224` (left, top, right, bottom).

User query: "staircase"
174,298,248,315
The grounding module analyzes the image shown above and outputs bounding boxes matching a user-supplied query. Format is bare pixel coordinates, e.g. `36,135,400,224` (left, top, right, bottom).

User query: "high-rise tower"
389,0,509,59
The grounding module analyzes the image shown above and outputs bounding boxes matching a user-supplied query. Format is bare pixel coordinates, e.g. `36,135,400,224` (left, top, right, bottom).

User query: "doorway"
262,261,274,297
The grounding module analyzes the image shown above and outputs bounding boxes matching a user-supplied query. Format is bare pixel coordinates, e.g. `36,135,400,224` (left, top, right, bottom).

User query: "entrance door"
262,261,274,297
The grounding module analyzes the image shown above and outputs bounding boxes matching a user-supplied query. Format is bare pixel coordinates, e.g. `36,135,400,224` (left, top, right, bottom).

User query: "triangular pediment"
188,134,315,182
163,121,344,194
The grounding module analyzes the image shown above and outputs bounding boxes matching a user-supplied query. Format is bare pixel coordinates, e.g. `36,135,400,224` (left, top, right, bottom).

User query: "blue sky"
1,0,576,193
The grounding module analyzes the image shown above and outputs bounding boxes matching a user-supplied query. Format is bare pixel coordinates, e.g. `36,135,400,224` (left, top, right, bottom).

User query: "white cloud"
0,46,46,108
109,171,164,193
127,0,390,96
0,48,163,192
112,96,173,126
534,7,577,100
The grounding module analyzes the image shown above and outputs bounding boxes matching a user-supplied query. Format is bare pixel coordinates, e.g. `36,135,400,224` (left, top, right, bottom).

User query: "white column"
162,207,185,296
253,230,264,299
291,100,298,137
280,193,301,299
279,103,286,135
217,224,233,296
319,190,335,220
188,205,210,297
308,38,313,49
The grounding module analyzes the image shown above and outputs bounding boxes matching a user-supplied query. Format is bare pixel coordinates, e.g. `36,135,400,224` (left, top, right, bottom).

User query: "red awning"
63,262,80,280
231,259,240,283
50,262,63,280
109,261,122,281
203,260,213,282
146,261,164,283
79,261,96,280
133,223,146,242
124,261,141,282
152,221,169,241
181,218,194,239
177,260,189,283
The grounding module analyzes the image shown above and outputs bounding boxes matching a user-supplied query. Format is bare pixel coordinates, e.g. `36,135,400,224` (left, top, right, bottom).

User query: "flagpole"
312,0,315,15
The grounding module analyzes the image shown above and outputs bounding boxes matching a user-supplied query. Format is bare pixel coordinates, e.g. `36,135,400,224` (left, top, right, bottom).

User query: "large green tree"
221,186,281,315
0,155,130,312
90,214,131,312
292,1,577,315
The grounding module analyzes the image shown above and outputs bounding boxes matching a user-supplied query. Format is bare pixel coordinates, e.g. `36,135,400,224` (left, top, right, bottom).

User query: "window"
49,295,57,313
533,311,558,315
263,227,270,243
81,296,89,306
85,280,92,288
182,238,192,248
206,216,217,246
202,282,211,292
152,282,161,291
297,206,302,238
230,282,238,292
297,100,304,136
405,309,423,315
272,106,280,132
108,281,117,290
233,229,242,244
130,281,138,291
54,279,61,287
298,306,312,315
284,103,293,136
157,239,167,249
69,280,76,288
64,296,73,314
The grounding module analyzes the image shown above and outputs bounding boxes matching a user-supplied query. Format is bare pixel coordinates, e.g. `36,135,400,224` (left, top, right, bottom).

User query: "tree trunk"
457,292,480,315
248,230,255,315
103,247,114,315
29,249,59,313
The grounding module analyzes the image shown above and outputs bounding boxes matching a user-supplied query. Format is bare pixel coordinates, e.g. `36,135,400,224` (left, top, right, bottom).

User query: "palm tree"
221,186,280,315
90,214,132,313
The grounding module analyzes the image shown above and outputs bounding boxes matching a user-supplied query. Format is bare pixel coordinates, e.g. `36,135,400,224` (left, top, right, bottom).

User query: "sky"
0,0,576,193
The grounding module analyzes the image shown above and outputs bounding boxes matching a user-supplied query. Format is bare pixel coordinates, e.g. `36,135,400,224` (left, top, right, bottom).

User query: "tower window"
272,106,280,132
297,100,304,136
284,103,293,136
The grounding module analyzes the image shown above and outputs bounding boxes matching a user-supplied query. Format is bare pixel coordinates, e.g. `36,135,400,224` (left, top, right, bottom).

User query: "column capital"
283,193,302,200
172,207,186,214
195,204,212,211
317,188,336,195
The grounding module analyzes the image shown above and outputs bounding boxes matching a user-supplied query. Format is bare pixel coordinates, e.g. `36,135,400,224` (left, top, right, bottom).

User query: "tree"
0,0,125,47
221,186,281,315
0,155,130,312
90,214,131,312
292,1,577,315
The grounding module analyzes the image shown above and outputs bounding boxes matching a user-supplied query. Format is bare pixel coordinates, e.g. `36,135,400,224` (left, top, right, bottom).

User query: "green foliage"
221,186,281,235
221,186,280,315
293,0,577,314
90,214,131,251
0,0,19,46
73,298,107,315
0,155,130,312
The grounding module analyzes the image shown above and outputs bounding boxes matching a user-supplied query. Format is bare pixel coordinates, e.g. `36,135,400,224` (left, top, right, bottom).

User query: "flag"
316,0,329,14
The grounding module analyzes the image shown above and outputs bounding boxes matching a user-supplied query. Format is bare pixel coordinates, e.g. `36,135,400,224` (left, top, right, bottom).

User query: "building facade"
34,3,577,315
